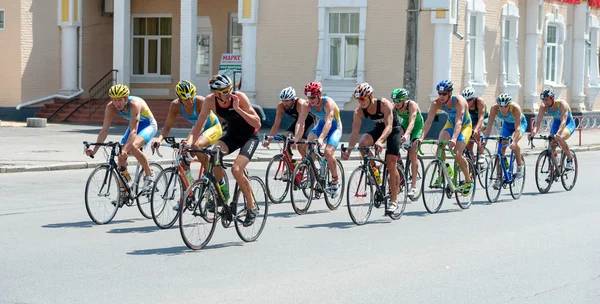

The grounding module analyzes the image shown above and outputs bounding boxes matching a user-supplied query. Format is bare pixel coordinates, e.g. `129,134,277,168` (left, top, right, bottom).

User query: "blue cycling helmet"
540,88,554,100
436,80,454,92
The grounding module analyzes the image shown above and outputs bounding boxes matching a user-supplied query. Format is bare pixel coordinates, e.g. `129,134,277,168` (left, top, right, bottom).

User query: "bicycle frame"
264,134,296,183
486,136,517,184
297,141,329,189
530,136,564,177
343,145,389,204
420,140,458,192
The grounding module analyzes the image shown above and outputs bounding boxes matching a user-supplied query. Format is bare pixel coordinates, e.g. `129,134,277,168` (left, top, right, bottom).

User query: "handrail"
15,89,84,110
88,69,118,119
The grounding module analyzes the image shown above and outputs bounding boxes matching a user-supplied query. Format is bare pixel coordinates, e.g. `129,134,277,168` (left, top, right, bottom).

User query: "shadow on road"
107,225,162,234
268,209,329,218
42,219,135,229
403,208,461,217
295,220,358,229
127,241,244,256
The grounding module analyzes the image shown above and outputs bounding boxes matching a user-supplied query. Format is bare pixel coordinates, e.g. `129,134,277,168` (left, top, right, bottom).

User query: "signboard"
218,53,242,89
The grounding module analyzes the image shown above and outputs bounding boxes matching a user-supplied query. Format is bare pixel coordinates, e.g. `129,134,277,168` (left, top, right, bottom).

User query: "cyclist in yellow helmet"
85,84,158,198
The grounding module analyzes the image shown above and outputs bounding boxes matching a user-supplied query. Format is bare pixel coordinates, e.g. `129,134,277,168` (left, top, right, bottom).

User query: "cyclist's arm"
483,105,498,138
92,103,115,154
267,103,284,139
420,100,440,141
234,91,261,129
451,97,466,142
376,98,394,145
318,101,335,143
157,100,179,143
187,96,212,145
512,105,523,144
405,101,418,135
347,108,364,148
557,102,569,135
293,100,309,143
122,99,142,153
474,98,486,133
531,105,546,134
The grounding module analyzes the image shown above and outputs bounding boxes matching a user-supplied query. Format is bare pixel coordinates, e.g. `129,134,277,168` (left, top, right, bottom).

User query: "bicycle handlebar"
527,134,555,149
186,146,229,168
83,141,122,159
418,140,456,157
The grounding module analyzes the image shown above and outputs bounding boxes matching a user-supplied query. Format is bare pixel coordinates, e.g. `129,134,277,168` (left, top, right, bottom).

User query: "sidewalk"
1,121,600,173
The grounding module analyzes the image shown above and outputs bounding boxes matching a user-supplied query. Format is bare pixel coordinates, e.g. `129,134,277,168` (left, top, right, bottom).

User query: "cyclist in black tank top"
186,74,262,227
263,87,316,160
342,83,403,214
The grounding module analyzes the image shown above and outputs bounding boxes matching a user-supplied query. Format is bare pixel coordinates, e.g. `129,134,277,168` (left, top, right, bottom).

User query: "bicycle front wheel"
485,155,502,203
477,147,492,189
179,181,218,250
560,150,578,191
150,167,184,229
535,151,554,194
324,159,345,210
346,166,374,225
386,163,408,220
289,162,314,215
510,155,526,200
422,161,445,214
85,165,119,225
265,154,291,204
405,155,424,201
455,159,476,209
234,176,269,242
134,162,164,219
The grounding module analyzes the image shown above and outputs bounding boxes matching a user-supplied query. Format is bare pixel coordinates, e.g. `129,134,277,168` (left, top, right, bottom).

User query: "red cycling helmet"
304,81,322,97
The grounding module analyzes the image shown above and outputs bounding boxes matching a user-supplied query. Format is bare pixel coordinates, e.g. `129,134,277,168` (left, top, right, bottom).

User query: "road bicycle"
83,141,163,224
482,135,526,203
396,142,424,201
263,134,304,204
529,135,578,193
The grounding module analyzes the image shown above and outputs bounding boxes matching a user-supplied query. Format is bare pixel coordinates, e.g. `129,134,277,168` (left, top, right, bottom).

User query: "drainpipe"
453,1,464,40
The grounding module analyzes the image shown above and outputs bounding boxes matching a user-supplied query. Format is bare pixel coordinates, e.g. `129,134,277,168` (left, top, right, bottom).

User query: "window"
501,2,519,90
468,15,477,81
542,8,565,86
132,17,172,76
465,0,486,90
545,24,558,82
328,12,359,79
229,13,242,54
0,10,4,30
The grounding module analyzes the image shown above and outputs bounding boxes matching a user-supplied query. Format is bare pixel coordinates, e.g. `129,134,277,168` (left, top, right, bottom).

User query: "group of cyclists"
85,74,577,226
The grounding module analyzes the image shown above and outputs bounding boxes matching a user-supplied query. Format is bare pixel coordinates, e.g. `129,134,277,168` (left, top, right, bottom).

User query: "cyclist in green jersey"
391,88,424,198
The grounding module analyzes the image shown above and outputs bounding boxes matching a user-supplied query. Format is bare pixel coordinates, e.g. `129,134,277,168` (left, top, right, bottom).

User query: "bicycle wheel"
85,165,120,225
422,161,445,214
405,155,424,201
560,150,578,191
346,166,374,225
477,147,492,189
485,155,503,203
265,154,291,204
289,162,314,215
535,151,554,194
510,155,526,200
234,176,269,242
324,159,345,210
179,180,218,250
150,167,184,229
455,159,476,209
386,163,408,220
134,162,164,219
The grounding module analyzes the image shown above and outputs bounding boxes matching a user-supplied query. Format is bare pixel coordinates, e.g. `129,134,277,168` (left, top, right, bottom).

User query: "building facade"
1,0,600,120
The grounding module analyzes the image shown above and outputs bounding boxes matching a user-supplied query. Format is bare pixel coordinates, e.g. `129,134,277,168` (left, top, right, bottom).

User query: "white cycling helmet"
279,87,296,100
461,87,475,100
208,74,233,90
496,93,512,106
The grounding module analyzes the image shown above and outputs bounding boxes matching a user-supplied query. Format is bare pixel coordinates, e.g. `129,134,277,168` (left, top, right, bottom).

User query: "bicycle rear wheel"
179,180,218,250
235,176,269,242
265,154,291,204
510,155,526,200
85,165,119,224
386,163,408,220
535,151,554,194
150,167,184,229
422,161,445,214
324,159,345,210
477,147,492,189
346,166,374,225
455,159,476,209
560,150,578,191
134,162,164,219
485,155,502,203
289,162,314,215
405,155,424,201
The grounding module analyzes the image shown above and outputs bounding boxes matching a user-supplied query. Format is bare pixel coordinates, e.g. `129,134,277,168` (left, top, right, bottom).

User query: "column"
571,3,588,111
238,0,259,102
180,0,197,83
58,0,81,93
429,4,455,102
523,0,541,113
113,0,131,85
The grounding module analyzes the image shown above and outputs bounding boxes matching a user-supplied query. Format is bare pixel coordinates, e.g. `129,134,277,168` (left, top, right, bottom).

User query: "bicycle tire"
134,162,164,219
477,147,492,189
535,151,554,194
150,167,184,229
234,176,269,242
290,162,314,215
265,154,291,204
387,163,408,220
346,166,374,225
422,160,445,214
509,155,526,200
455,159,476,209
179,180,218,250
560,150,578,191
405,155,424,201
85,165,119,225
485,155,502,203
324,159,345,210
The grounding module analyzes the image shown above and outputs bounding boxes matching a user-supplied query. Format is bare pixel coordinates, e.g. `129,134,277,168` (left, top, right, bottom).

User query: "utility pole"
404,0,420,102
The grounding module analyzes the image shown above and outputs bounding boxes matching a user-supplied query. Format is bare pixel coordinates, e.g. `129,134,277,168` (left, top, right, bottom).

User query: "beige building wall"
81,0,113,98
20,0,60,102
417,14,435,110
255,0,318,109
0,0,22,107
450,0,468,98
197,0,238,76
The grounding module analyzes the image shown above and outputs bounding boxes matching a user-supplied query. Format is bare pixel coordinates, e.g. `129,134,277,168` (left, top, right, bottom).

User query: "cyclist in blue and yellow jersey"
461,86,489,165
187,74,261,227
151,80,222,182
529,88,575,170
419,80,474,196
293,81,343,198
482,94,527,187
85,84,158,195
342,83,402,214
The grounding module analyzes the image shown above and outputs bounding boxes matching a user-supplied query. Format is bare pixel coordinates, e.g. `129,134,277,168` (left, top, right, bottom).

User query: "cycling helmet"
496,93,512,106
540,88,554,100
391,88,408,101
208,74,233,90
279,87,296,100
436,80,454,92
353,82,374,100
108,84,130,98
304,81,322,97
461,87,475,100
176,80,196,100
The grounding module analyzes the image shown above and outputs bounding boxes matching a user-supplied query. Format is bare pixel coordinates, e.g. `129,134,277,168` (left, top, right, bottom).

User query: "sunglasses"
308,96,318,100
438,92,448,96
467,98,475,102
356,96,369,102
213,87,232,95
393,98,406,103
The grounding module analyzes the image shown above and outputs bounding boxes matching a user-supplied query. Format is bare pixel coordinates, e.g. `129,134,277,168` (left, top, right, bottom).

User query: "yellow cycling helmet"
108,84,130,98
175,80,197,100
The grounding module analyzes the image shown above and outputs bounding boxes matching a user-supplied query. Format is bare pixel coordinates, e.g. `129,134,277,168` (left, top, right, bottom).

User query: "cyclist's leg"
325,125,342,182
127,120,157,176
556,119,575,159
232,135,260,209
361,129,378,167
514,119,528,166
453,123,472,183
386,127,401,203
195,123,223,172
549,119,561,155
212,138,232,182
409,126,423,189
439,121,453,162
298,122,314,159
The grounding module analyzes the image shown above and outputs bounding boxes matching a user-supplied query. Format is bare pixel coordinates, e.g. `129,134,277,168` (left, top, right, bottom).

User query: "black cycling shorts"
366,126,401,156
219,132,259,160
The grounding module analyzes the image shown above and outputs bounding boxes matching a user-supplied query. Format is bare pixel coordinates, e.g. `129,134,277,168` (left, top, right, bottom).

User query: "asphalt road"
1,154,599,304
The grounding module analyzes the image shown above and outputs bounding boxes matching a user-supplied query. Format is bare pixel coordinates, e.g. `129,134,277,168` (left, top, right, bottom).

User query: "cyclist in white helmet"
461,86,489,164
263,87,317,160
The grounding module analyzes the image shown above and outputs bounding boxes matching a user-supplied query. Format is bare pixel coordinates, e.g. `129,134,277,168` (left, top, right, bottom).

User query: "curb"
1,145,599,174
